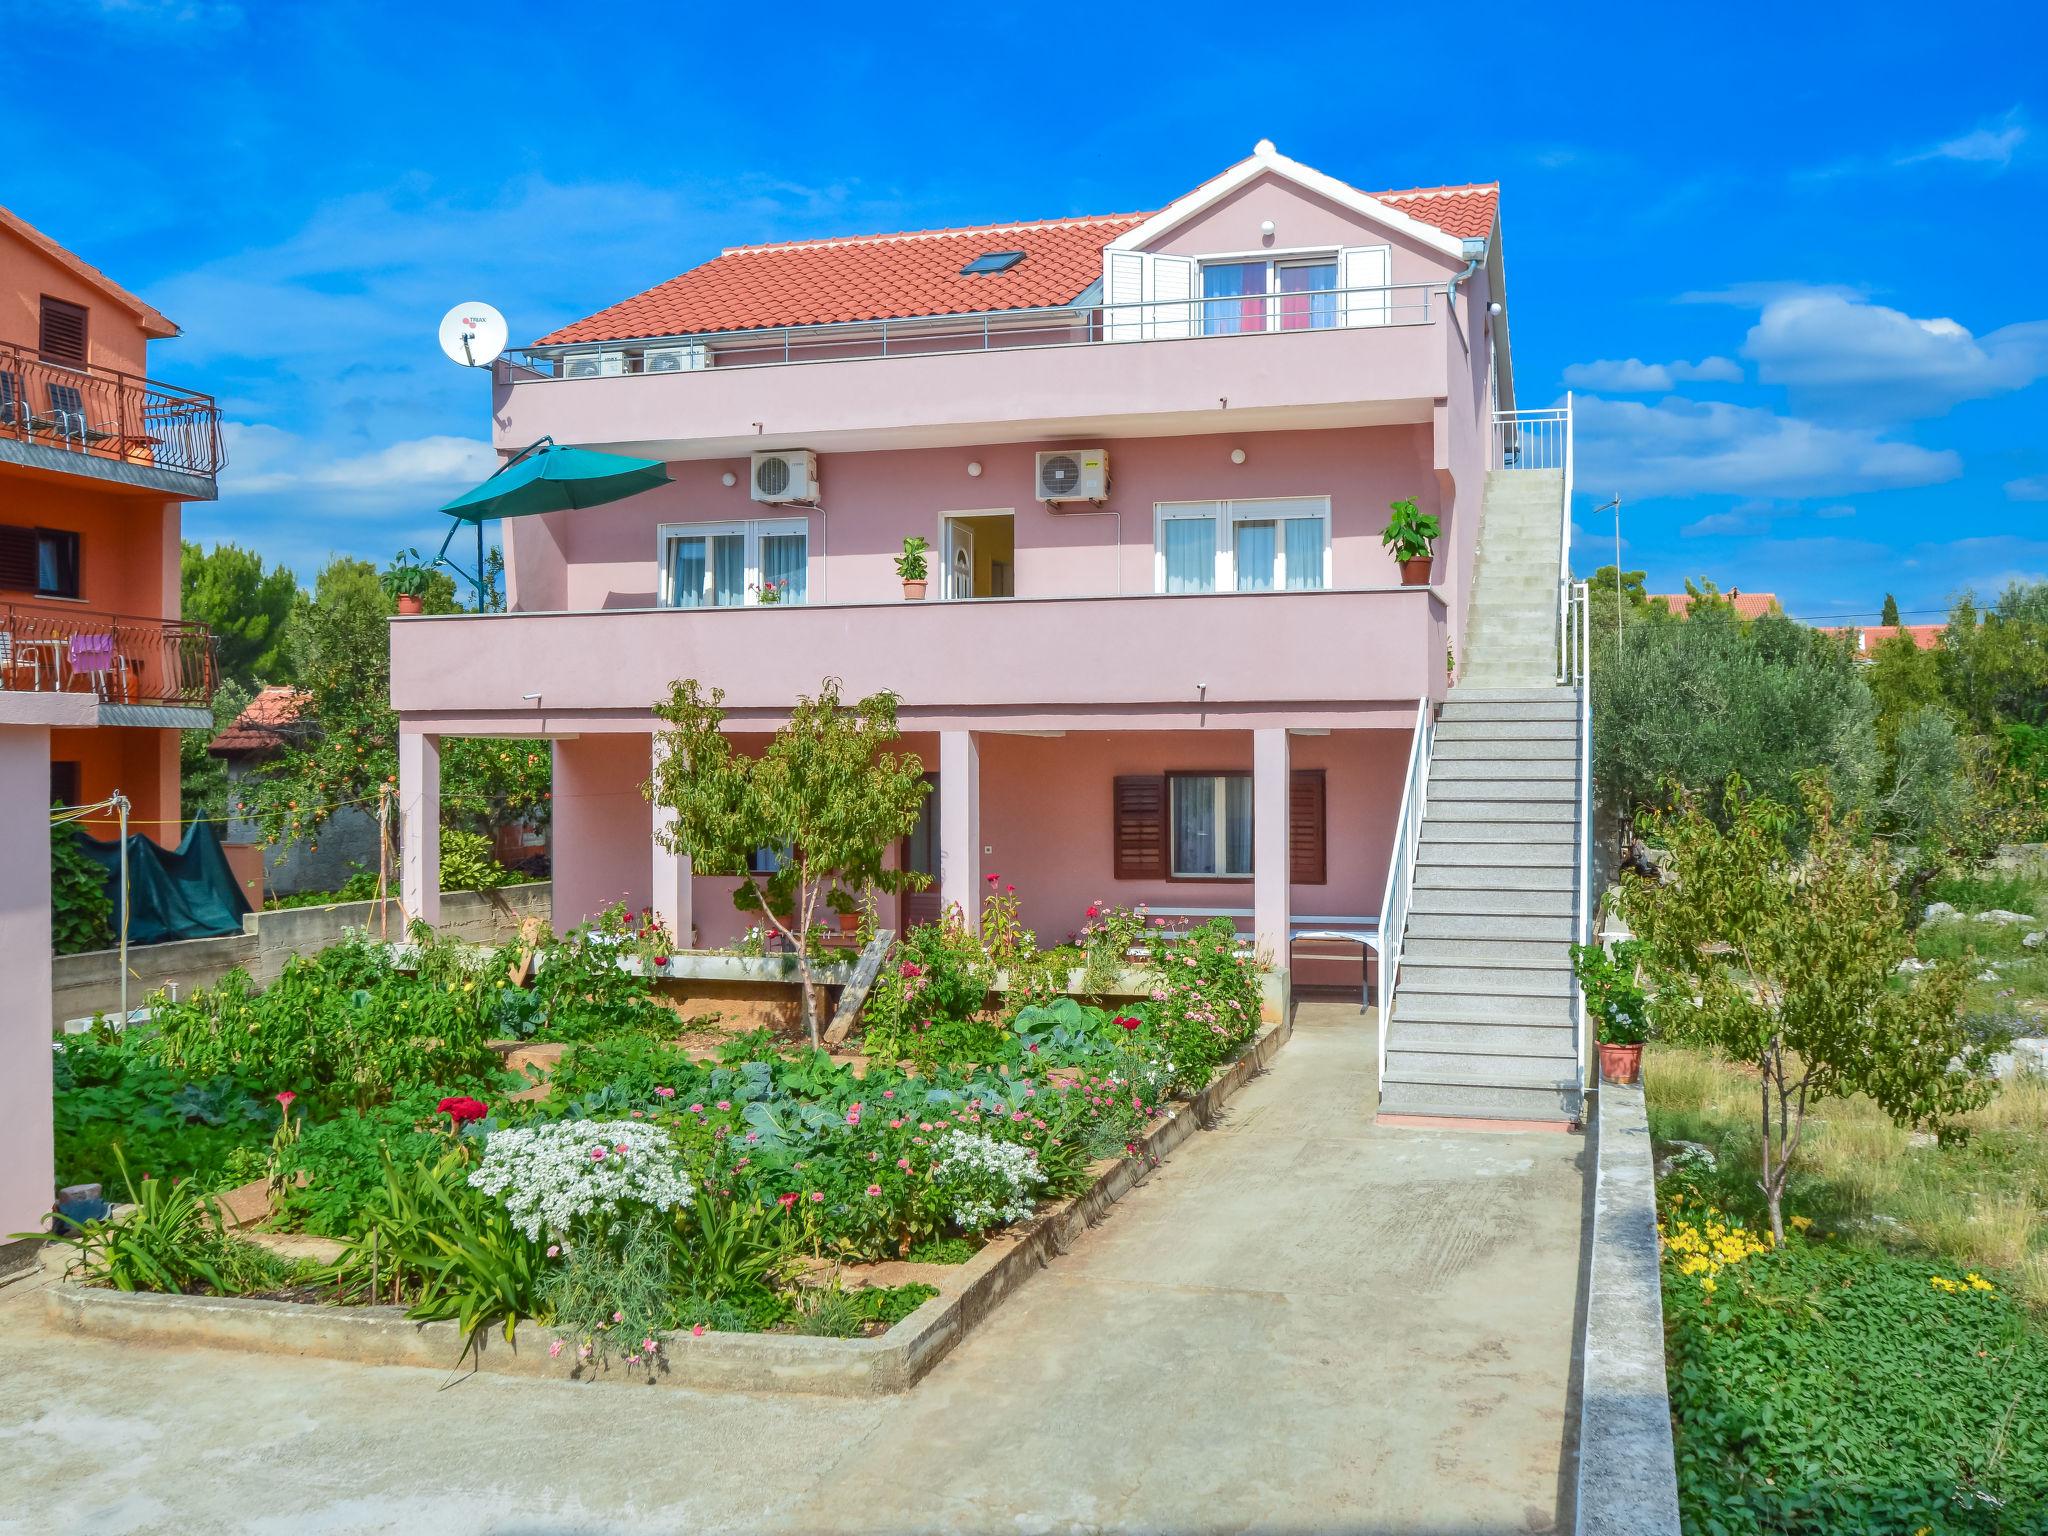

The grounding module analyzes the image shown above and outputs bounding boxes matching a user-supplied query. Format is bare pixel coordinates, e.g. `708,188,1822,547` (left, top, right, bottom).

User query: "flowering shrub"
467,1120,695,1241
1147,918,1263,1091
1570,940,1649,1046
1077,900,1149,988
928,1129,1045,1231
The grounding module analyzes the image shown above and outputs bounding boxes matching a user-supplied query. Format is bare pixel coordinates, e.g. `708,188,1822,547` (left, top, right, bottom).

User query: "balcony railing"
0,340,226,480
0,603,218,709
503,282,1443,379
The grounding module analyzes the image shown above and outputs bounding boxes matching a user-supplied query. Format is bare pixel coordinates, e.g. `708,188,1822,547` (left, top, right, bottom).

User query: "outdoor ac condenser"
751,450,819,503
1036,449,1109,503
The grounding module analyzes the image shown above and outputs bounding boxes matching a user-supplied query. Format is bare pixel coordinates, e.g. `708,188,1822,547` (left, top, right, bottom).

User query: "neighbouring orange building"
0,205,223,843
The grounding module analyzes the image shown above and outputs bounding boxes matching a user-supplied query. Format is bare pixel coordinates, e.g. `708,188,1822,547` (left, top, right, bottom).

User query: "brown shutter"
0,524,35,591
1289,769,1327,885
1113,774,1167,879
39,298,88,367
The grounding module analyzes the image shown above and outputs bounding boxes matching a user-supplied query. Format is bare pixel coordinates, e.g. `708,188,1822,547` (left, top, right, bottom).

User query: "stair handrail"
1556,391,1575,683
1376,694,1436,1090
1569,579,1592,1091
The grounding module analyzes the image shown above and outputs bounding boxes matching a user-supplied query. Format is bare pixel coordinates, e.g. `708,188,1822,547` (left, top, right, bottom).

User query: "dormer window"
1200,258,1339,335
959,251,1025,275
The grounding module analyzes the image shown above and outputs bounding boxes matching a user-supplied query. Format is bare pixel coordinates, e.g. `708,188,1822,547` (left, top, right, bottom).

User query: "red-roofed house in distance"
1649,588,1782,622
0,206,222,1262
391,141,1595,1127
1816,622,1946,656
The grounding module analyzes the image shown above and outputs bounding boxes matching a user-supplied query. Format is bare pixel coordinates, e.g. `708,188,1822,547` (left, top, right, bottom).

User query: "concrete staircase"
1378,468,1585,1125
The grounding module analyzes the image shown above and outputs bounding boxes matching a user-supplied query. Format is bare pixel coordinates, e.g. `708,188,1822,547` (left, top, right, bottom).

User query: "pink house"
392,143,1589,1123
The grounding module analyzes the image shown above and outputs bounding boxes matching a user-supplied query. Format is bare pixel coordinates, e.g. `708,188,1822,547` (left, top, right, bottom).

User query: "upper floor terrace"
0,339,224,500
0,599,217,727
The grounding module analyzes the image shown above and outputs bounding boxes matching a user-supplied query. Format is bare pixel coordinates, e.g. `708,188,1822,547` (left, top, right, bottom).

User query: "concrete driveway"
0,1001,1587,1535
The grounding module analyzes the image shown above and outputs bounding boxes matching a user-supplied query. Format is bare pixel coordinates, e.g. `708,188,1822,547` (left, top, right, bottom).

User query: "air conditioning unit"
560,349,624,379
643,341,708,373
1036,448,1109,503
751,450,818,503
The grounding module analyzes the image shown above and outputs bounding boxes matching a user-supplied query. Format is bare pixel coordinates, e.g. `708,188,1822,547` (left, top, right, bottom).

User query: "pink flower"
654,1086,676,1099
692,1323,706,1338
546,1244,560,1257
615,1142,630,1154
578,1344,592,1360
986,873,999,885
689,1104,704,1114
612,1311,624,1323
866,1184,882,1197
778,1192,799,1208
889,1118,904,1129
716,1100,731,1111
810,1191,824,1203
643,1339,657,1354
548,1339,564,1358
274,1090,297,1110
882,1089,895,1100
896,1158,911,1170
590,1146,607,1161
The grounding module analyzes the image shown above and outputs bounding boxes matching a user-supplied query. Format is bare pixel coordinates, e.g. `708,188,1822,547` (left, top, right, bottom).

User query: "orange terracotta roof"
538,180,1501,345
1818,622,1945,654
1651,590,1783,622
0,205,178,339
208,685,311,755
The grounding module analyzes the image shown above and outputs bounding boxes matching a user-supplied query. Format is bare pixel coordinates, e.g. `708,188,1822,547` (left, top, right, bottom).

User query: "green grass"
1926,869,2041,918
1915,865,2048,1020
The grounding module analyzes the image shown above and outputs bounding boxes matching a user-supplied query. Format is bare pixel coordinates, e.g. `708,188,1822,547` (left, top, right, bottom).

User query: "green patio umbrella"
433,436,672,601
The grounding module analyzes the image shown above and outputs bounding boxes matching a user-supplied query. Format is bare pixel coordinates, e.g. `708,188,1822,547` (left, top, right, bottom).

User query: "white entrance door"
945,521,976,600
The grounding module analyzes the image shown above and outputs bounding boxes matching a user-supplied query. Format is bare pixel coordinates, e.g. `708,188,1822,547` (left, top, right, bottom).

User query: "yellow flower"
1790,1215,1812,1232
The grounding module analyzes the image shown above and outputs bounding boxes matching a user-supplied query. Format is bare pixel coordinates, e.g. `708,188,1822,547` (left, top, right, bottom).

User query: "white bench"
1129,907,1382,1007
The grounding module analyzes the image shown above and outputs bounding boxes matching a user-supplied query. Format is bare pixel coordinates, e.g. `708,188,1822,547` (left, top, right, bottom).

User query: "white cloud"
1573,395,1960,500
1561,356,1742,391
2007,475,2048,502
1898,108,2028,169
1815,503,1857,519
1743,292,2048,420
1678,281,1863,307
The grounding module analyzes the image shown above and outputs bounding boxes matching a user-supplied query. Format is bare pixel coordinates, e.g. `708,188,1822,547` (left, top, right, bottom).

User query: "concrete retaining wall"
51,883,552,1028
46,1012,1292,1395
1575,1081,1682,1536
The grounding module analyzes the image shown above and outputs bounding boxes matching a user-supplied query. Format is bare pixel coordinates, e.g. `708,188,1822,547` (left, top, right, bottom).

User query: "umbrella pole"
478,518,487,610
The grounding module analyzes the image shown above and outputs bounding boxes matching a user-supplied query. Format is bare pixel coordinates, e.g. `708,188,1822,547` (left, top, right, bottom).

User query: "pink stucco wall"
1142,170,1466,289
1,725,56,1238
551,734,654,924
516,424,1439,614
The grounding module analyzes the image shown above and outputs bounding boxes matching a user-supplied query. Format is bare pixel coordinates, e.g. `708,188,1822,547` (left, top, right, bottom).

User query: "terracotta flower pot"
1399,557,1433,587
396,593,424,616
837,909,861,935
902,579,927,601
1598,1041,1643,1086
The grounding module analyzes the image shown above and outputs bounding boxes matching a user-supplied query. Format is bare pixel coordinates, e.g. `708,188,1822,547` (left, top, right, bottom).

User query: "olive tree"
1619,778,1992,1244
648,677,930,1046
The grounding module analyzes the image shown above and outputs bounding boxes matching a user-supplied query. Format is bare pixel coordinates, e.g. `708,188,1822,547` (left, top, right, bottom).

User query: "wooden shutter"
39,297,88,365
1103,250,1146,341
1151,254,1195,339
1289,769,1327,885
1113,774,1167,879
0,524,36,591
1339,246,1391,327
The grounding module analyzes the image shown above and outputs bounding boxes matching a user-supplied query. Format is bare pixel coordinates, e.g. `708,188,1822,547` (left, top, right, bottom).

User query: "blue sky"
5,0,2043,625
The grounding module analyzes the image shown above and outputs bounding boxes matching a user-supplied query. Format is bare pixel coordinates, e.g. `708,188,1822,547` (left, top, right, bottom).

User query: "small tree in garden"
1619,777,1993,1245
648,677,930,1046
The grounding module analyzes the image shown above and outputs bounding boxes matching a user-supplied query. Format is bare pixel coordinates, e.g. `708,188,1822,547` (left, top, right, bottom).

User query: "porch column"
649,733,693,947
1253,727,1291,1019
937,730,981,920
399,727,441,926
0,725,56,1254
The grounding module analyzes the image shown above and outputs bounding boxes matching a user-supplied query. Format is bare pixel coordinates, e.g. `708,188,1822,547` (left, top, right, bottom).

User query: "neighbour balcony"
389,585,1448,733
490,284,1460,460
0,603,218,717
0,340,226,494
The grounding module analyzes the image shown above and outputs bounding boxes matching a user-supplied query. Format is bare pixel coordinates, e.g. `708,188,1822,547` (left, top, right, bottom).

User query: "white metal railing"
1566,579,1592,1093
1557,394,1575,681
1489,404,1570,472
505,283,1443,379
1375,695,1436,1089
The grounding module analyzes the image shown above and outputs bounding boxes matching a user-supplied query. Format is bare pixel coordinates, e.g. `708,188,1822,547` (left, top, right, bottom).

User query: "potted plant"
826,888,862,934
754,577,788,605
382,548,433,616
1573,940,1649,1086
896,536,930,601
1381,498,1441,586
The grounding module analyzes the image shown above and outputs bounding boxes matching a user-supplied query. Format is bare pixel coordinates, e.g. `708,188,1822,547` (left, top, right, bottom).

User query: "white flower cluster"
467,1120,694,1241
929,1129,1045,1232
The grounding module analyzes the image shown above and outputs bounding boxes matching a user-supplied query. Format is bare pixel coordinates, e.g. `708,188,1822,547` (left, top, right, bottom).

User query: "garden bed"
45,1014,1289,1395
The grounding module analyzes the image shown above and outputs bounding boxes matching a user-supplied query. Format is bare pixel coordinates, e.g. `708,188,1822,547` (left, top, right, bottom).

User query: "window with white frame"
659,518,809,607
1170,773,1254,877
1155,497,1331,594
1200,256,1340,335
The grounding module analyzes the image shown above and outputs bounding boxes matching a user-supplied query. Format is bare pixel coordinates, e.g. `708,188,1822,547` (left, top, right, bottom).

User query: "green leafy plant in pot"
1381,498,1440,586
382,548,434,615
896,536,930,600
1572,939,1649,1085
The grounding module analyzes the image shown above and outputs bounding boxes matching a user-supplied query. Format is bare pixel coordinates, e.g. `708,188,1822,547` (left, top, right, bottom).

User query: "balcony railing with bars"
501,281,1444,379
0,603,218,709
0,341,226,480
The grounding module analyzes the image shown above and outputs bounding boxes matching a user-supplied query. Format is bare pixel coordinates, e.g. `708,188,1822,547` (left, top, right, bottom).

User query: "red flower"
1116,1016,1140,1032
777,1192,800,1209
274,1090,297,1109
986,873,999,884
437,1095,489,1127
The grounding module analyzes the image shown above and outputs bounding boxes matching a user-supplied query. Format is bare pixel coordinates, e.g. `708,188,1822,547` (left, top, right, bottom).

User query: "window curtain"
711,534,745,606
1163,518,1216,593
1222,776,1253,875
1284,518,1325,589
1202,262,1264,336
669,538,708,608
760,531,807,603
1234,520,1276,591
1172,775,1215,875
1277,263,1338,331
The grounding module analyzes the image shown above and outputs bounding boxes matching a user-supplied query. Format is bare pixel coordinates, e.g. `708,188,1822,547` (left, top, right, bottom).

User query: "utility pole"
1587,496,1623,658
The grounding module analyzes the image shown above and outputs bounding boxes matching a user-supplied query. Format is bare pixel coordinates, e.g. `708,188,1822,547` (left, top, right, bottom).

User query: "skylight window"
959,250,1026,275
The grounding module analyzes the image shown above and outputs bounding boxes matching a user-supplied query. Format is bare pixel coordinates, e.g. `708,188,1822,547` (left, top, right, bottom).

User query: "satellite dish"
439,302,508,368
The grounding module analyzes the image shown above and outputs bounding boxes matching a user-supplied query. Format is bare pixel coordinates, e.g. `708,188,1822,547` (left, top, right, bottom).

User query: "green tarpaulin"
73,818,251,945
